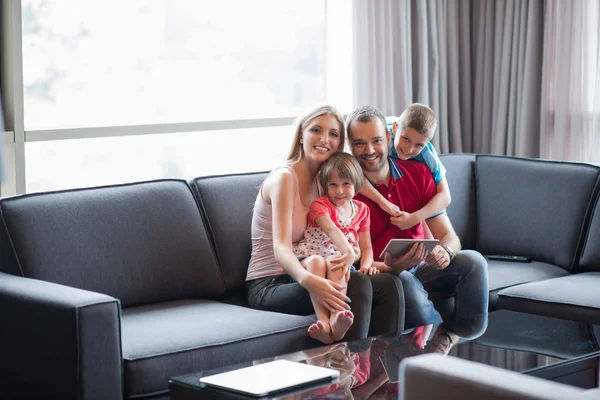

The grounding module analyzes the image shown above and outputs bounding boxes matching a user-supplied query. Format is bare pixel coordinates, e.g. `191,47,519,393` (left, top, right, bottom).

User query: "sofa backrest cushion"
190,172,268,294
476,155,600,271
439,154,477,249
578,186,600,271
0,180,224,307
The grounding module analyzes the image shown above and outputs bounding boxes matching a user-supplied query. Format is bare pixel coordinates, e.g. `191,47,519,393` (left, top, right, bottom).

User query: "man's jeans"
398,249,489,339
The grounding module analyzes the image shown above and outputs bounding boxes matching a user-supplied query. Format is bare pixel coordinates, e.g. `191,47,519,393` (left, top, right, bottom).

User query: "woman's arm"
264,170,350,311
391,179,452,230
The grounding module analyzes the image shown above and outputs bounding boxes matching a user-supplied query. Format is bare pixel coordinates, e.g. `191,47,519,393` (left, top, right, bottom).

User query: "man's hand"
425,245,451,270
390,211,420,230
382,242,427,273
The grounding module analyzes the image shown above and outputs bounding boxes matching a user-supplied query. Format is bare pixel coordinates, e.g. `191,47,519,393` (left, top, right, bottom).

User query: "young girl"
294,152,378,344
358,103,451,231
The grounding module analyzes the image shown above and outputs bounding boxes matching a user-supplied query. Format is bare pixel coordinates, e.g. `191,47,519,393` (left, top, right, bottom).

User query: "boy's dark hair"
397,103,437,138
319,153,364,192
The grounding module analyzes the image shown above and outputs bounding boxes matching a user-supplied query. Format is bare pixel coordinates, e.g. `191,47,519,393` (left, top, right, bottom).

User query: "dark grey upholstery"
579,195,600,271
0,272,122,400
0,180,224,308
475,156,599,271
497,273,600,323
121,299,313,398
190,172,267,294
439,154,477,249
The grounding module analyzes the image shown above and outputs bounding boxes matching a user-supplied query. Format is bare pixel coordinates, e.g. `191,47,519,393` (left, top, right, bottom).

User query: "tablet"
199,359,339,397
379,239,439,259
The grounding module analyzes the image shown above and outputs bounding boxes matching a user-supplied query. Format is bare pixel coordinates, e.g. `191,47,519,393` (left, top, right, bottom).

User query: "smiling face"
300,114,342,164
348,118,390,173
393,126,429,160
326,171,356,207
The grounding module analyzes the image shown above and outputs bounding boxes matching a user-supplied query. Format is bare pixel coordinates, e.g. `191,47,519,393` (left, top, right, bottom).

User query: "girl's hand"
359,265,380,275
380,199,401,217
303,273,351,312
390,211,420,230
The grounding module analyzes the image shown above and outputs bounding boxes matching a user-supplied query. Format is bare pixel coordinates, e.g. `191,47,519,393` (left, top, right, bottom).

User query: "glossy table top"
170,310,600,399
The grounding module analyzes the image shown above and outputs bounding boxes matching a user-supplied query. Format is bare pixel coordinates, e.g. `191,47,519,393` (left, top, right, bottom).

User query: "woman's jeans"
247,272,404,340
399,249,489,339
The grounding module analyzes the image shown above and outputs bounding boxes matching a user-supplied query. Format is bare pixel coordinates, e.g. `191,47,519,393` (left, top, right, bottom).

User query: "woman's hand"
328,250,356,275
302,273,351,312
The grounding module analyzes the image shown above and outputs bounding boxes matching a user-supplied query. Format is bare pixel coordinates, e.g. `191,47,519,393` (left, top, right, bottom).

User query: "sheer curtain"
541,0,600,164
352,0,544,157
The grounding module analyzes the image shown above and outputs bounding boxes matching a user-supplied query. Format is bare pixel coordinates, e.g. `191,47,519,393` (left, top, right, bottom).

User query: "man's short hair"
397,103,437,139
345,106,388,140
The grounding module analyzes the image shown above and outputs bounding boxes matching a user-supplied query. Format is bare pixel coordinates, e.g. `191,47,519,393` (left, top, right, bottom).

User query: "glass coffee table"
170,310,600,399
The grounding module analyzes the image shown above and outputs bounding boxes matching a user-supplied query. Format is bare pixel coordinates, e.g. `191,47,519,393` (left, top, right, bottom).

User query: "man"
347,106,488,354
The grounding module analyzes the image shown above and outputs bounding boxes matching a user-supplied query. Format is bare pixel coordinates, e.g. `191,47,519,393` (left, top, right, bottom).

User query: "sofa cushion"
190,172,268,294
0,180,224,307
476,155,600,271
578,190,600,271
486,259,569,292
120,299,314,398
497,272,600,323
439,154,477,249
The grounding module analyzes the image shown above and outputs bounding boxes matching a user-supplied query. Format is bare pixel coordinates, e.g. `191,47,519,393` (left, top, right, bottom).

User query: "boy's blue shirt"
387,122,446,185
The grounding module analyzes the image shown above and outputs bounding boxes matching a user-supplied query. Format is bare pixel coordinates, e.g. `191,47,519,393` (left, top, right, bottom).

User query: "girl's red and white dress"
294,197,370,259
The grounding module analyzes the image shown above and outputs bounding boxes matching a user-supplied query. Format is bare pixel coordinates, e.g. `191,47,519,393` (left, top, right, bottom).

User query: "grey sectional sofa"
2,154,600,400
0,174,325,400
441,154,600,322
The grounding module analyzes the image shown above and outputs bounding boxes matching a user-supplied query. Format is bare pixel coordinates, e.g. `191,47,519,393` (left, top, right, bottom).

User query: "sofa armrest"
0,272,123,400
399,354,589,400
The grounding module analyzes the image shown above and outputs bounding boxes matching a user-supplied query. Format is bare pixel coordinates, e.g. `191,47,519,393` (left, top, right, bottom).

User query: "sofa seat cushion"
487,259,569,292
120,299,315,399
497,272,600,323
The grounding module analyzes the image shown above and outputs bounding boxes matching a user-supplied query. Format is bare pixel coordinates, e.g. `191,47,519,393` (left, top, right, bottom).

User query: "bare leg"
302,256,333,344
326,257,354,341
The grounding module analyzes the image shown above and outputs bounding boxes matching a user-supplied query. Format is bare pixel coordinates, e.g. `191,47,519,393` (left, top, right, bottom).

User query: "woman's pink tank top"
246,166,315,281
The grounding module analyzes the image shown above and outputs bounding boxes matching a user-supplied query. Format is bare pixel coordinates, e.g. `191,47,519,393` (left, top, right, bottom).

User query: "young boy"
358,103,451,230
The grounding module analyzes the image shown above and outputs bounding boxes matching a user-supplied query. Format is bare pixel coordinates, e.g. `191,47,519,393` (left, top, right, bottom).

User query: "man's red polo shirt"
354,158,439,261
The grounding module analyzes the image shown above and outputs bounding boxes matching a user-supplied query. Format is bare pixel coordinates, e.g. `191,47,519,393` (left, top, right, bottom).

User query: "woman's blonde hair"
286,105,346,164
319,152,364,192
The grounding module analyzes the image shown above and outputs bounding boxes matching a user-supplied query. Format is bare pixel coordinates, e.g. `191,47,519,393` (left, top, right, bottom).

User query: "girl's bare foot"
331,310,354,341
308,320,333,344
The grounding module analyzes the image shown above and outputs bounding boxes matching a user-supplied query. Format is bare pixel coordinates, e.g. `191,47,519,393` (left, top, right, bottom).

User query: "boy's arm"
314,215,356,271
357,231,378,275
358,179,401,216
392,179,452,230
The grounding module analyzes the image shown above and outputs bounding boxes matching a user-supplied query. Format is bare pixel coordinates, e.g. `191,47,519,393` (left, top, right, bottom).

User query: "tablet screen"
379,239,439,259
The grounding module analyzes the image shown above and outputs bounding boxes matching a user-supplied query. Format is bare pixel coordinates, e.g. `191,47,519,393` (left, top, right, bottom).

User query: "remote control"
487,255,531,263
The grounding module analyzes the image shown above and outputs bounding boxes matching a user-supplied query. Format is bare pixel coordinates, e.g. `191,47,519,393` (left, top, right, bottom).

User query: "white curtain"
540,0,600,164
352,0,544,158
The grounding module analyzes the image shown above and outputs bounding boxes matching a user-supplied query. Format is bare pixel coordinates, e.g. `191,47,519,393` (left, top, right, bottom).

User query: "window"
16,0,352,193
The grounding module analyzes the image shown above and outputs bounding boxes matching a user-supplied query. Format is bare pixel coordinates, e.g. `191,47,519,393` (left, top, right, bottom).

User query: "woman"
246,105,403,340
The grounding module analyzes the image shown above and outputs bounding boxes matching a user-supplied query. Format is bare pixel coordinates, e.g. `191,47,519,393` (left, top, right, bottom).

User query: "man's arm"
424,212,461,269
